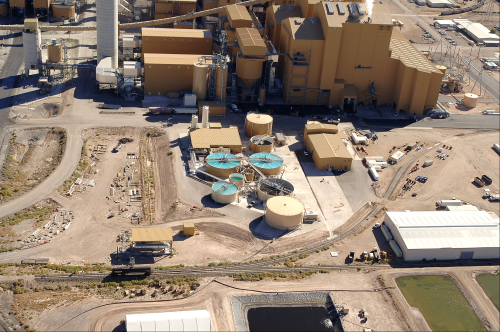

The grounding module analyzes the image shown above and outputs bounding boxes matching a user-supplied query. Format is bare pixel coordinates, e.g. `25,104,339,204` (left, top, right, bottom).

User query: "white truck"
436,200,461,208
489,195,500,202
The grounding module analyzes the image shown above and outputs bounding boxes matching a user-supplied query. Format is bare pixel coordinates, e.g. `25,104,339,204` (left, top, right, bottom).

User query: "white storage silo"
97,0,119,69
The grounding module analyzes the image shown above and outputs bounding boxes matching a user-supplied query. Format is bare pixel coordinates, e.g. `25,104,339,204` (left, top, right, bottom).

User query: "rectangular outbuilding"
306,133,352,171
190,127,243,153
384,211,500,261
131,227,173,254
141,28,213,55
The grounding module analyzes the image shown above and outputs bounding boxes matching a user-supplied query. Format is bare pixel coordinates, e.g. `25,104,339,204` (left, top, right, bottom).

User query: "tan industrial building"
131,227,173,254
154,0,197,18
265,0,444,115
198,101,227,116
303,122,338,142
190,127,243,152
9,0,24,8
141,28,213,55
52,0,76,20
33,0,49,10
0,3,9,17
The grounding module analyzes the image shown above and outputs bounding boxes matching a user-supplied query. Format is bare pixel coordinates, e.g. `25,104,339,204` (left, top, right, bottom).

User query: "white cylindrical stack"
191,115,198,129
97,0,119,68
202,105,209,128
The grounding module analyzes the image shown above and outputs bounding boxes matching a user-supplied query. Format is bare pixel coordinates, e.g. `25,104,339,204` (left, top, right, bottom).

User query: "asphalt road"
410,114,500,129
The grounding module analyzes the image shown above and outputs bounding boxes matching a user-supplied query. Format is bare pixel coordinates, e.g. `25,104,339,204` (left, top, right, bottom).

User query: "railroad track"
36,203,385,282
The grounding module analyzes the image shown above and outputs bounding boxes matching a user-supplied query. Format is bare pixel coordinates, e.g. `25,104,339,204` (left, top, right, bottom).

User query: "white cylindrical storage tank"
463,93,478,108
211,181,238,204
229,173,245,188
97,0,118,69
202,105,209,128
193,61,209,101
191,115,198,129
265,196,304,230
245,113,273,137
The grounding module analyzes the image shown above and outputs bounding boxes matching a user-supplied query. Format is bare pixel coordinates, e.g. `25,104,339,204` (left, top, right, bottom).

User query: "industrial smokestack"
202,106,209,128
96,0,119,69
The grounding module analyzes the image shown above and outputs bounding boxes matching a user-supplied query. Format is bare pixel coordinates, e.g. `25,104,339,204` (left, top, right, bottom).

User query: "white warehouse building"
384,211,500,261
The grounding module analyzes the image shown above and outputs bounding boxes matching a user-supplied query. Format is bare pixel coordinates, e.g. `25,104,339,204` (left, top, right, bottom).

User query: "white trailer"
436,200,462,207
368,161,388,168
388,151,405,164
174,108,198,114
352,132,368,145
370,166,379,181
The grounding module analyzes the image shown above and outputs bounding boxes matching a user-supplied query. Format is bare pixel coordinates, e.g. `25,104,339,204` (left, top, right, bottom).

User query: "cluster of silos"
205,153,240,178
96,0,119,69
257,178,294,201
245,113,273,137
249,153,283,176
265,196,305,230
250,135,274,153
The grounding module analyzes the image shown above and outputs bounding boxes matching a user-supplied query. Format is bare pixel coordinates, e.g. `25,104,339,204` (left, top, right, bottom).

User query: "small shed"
275,133,286,145
183,222,195,236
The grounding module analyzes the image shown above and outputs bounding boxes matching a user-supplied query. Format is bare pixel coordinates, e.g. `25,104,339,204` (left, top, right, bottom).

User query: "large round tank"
229,173,245,188
211,181,238,204
97,0,118,69
463,93,478,108
193,61,208,101
265,196,304,230
205,153,240,178
257,178,294,201
245,113,273,137
236,57,264,89
249,153,283,176
250,135,274,153
215,65,227,101
48,43,62,63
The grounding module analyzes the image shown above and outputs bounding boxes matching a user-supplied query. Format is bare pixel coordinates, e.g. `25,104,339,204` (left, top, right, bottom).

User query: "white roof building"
426,0,456,8
453,19,500,45
384,211,500,261
434,20,456,28
126,310,211,332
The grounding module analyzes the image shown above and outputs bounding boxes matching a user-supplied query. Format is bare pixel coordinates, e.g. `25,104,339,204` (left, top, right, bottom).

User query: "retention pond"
396,275,485,332
476,273,500,311
248,306,332,331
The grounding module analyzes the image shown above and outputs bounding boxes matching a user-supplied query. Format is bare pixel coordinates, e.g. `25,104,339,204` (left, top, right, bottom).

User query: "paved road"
410,114,500,129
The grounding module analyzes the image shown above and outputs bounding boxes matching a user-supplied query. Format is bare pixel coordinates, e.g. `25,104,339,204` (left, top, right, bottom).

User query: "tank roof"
266,196,304,216
250,153,283,169
246,113,273,124
212,181,239,195
259,178,294,195
206,153,240,169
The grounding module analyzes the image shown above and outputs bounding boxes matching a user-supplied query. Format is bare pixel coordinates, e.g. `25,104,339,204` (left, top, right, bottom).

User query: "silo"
463,93,478,108
48,41,62,63
191,115,198,129
250,135,274,153
265,196,304,230
97,0,118,69
242,168,254,181
193,61,208,101
245,113,273,137
206,153,240,178
211,181,239,204
229,173,245,188
249,153,283,176
236,56,263,89
257,178,294,201
215,65,227,101
201,105,209,128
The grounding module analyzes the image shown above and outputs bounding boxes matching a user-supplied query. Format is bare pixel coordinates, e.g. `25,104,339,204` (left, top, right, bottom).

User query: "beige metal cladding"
141,28,213,55
242,168,254,181
265,196,304,230
9,0,25,8
245,113,273,137
193,61,209,100
211,182,239,204
33,0,49,9
155,0,197,15
215,65,227,101
226,4,252,28
236,27,267,56
183,222,195,236
236,56,264,89
463,93,478,108
48,44,62,63
306,133,352,171
206,163,239,178
52,4,76,20
303,122,338,142
198,101,226,116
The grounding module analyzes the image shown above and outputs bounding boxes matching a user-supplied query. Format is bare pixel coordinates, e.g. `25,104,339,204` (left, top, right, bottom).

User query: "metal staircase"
287,50,311,105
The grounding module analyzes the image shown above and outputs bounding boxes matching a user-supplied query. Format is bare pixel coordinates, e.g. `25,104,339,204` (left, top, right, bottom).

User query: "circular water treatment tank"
249,153,283,176
206,153,240,178
250,135,274,153
265,196,304,230
257,178,294,201
229,173,245,188
211,181,239,204
245,113,273,137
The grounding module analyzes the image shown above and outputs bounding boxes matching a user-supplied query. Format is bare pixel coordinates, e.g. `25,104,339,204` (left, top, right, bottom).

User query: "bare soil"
0,128,66,203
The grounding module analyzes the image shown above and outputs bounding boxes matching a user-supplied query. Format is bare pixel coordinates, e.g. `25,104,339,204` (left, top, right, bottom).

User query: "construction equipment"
474,177,485,187
361,251,368,261
416,176,428,183
348,251,355,263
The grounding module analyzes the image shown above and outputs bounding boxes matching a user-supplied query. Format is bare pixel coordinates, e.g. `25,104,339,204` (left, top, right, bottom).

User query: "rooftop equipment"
337,3,346,15
257,178,294,201
326,2,335,14
355,2,365,15
347,3,358,19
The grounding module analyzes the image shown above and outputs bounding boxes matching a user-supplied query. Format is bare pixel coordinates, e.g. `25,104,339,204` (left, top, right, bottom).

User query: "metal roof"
266,196,304,216
250,153,283,169
236,28,267,56
141,27,212,38
462,22,500,42
246,113,273,124
386,211,500,250
226,4,252,28
269,4,302,24
390,31,442,74
126,310,211,332
286,17,324,40
206,152,240,169
189,128,242,149
212,181,239,194
131,228,173,242
307,133,352,159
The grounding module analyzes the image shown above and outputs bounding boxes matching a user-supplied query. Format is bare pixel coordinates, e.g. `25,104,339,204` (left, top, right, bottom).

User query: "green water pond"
476,273,500,311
